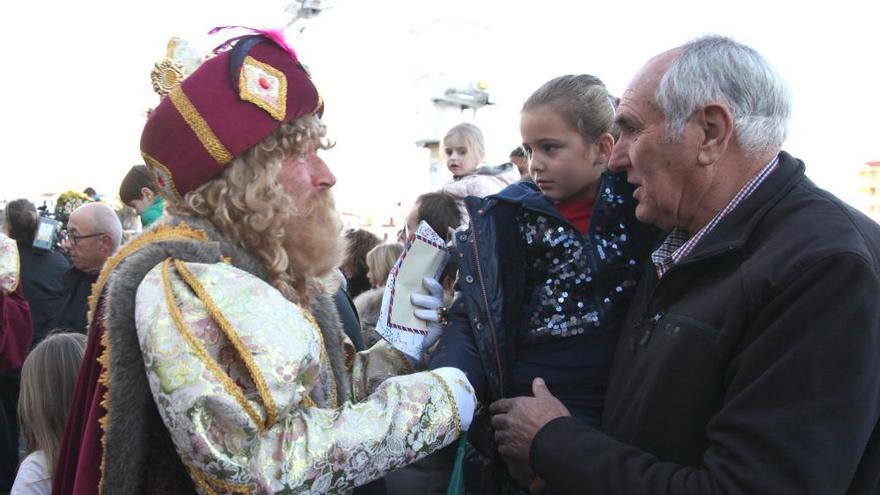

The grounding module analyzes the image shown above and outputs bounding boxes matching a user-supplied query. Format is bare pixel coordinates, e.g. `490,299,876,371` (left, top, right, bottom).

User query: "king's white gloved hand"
411,276,446,350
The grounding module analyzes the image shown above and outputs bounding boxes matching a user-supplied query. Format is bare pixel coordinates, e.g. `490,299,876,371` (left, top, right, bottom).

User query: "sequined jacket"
80,216,473,495
430,174,656,494
431,172,656,404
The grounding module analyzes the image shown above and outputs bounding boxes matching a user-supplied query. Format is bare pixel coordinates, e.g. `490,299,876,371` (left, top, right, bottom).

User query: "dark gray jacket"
532,152,880,495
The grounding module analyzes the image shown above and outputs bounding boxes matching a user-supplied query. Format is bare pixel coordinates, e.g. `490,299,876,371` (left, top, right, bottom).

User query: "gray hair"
655,35,791,152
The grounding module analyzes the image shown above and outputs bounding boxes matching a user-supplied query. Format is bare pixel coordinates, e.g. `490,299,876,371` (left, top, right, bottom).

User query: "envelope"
375,221,449,360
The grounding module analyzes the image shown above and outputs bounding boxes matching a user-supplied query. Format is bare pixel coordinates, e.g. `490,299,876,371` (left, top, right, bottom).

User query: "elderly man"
491,35,880,494
54,33,474,495
57,202,121,333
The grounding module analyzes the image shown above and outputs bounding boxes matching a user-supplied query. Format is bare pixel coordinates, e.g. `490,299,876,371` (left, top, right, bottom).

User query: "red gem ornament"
258,76,271,90
158,177,165,187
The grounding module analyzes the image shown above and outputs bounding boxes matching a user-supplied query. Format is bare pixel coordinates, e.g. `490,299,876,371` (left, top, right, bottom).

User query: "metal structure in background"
433,82,492,113
285,0,328,27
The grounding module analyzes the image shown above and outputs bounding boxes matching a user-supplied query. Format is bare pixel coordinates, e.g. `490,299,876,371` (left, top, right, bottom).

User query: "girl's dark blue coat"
431,172,658,412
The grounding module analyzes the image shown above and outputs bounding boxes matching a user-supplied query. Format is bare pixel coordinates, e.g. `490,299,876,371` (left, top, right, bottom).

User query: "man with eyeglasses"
56,202,121,333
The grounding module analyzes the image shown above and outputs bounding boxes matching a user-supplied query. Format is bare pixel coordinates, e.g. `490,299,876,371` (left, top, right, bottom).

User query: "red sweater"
555,196,596,235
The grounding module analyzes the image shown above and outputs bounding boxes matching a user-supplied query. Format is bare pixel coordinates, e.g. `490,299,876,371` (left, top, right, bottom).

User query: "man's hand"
490,378,570,463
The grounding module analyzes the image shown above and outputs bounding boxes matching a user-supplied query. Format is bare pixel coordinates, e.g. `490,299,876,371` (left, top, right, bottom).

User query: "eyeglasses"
60,229,106,247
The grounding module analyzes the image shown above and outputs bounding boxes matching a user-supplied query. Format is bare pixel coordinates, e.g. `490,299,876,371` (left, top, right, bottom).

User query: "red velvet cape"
52,298,106,495
0,284,32,372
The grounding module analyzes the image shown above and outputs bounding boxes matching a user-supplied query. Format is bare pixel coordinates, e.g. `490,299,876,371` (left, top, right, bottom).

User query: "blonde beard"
283,190,345,296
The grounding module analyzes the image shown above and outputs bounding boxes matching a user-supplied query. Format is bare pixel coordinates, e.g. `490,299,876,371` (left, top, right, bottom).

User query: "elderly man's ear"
695,103,735,166
100,234,116,257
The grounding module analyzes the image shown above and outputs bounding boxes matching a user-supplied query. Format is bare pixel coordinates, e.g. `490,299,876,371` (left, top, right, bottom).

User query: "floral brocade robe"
134,258,472,494
0,234,18,294
0,234,31,372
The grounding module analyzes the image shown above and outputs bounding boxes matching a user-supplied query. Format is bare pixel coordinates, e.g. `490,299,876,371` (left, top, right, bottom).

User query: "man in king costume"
53,32,475,495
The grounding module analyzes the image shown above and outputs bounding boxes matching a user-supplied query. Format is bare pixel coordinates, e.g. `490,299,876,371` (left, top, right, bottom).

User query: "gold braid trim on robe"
92,223,209,495
135,260,469,494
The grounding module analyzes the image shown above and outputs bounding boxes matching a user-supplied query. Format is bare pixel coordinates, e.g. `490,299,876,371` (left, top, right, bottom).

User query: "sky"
2,0,878,226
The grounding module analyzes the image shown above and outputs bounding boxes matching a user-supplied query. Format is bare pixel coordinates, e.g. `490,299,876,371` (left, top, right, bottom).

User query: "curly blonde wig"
170,115,342,304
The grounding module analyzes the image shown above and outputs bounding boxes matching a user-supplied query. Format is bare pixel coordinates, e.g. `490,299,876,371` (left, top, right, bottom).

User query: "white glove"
411,276,447,350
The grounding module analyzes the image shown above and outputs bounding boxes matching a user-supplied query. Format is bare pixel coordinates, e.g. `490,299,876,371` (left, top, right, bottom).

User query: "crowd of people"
0,29,878,495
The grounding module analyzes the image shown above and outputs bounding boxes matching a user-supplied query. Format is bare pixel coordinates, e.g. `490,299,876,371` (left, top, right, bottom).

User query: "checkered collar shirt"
652,155,780,278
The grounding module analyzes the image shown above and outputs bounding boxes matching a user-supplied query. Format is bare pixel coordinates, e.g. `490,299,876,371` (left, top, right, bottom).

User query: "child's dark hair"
118,165,156,205
343,228,382,278
523,74,617,142
416,192,462,240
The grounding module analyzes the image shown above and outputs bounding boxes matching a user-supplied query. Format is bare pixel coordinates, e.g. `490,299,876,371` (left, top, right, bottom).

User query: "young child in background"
440,123,519,226
509,145,531,182
427,75,658,493
342,229,382,299
12,332,87,495
118,165,166,228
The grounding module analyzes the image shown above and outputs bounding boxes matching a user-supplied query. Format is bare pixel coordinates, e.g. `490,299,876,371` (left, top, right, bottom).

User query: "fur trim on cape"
353,286,384,348
100,215,348,494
